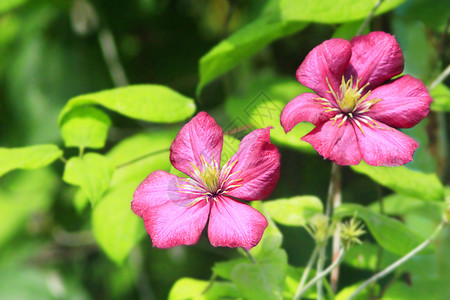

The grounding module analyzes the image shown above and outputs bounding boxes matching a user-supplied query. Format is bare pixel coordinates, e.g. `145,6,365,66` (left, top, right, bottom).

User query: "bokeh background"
0,0,449,299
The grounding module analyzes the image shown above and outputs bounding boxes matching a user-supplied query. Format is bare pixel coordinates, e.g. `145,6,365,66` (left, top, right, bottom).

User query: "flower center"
199,163,220,193
317,76,383,134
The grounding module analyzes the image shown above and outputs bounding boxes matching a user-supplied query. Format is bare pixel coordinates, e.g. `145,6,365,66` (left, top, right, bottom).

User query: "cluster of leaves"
0,0,449,299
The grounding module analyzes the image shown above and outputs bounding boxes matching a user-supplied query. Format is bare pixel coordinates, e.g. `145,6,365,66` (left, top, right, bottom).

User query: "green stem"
356,0,384,36
347,221,447,300
297,248,346,299
429,64,450,91
243,248,256,264
294,247,319,300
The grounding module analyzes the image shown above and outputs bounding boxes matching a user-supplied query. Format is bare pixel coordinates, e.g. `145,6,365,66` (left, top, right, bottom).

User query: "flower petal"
346,32,404,90
225,127,280,201
302,120,362,165
143,200,211,248
281,92,338,132
132,170,203,217
364,75,432,128
355,121,418,166
296,38,351,99
170,112,223,176
208,196,268,250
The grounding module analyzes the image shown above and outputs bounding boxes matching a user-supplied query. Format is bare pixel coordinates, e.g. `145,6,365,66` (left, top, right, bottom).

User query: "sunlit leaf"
60,106,111,149
225,77,314,153
168,277,239,300
59,85,196,124
279,0,407,23
231,248,287,300
0,0,27,14
334,204,429,255
0,144,62,178
430,83,450,112
383,280,450,299
92,129,175,264
264,196,323,227
197,17,307,94
212,258,248,280
335,281,376,300
63,153,115,206
0,168,57,246
92,183,145,265
343,243,397,271
351,161,444,202
332,20,367,40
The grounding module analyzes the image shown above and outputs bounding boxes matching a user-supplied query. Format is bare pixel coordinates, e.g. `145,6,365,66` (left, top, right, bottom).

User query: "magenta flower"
280,31,432,166
132,112,280,249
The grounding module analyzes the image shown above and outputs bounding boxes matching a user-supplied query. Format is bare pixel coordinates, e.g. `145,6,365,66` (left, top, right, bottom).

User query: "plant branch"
243,248,256,264
429,64,450,91
356,0,384,36
294,247,319,300
347,220,447,300
297,248,345,299
98,27,129,87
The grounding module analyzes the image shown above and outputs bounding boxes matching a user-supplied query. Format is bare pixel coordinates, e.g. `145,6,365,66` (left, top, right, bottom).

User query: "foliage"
0,0,449,299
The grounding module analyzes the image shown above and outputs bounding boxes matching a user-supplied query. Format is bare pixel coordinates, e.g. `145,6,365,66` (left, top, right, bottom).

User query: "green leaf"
92,183,145,265
351,161,444,202
430,83,450,112
224,77,314,153
335,281,376,300
0,0,27,14
92,130,175,264
264,196,323,227
107,130,176,186
168,277,239,300
279,0,407,24
343,243,397,271
0,144,62,178
59,85,196,125
334,204,428,255
383,280,450,299
197,17,307,94
0,168,57,247
231,249,287,300
332,20,367,40
63,153,115,206
60,106,111,149
212,258,248,280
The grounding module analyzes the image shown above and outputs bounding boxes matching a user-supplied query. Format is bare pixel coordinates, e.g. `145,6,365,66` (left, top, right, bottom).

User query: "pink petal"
364,75,432,128
170,112,223,175
132,170,202,217
143,200,211,248
297,38,351,100
208,196,268,250
280,93,338,133
225,127,280,201
346,32,404,90
355,121,418,166
302,120,362,165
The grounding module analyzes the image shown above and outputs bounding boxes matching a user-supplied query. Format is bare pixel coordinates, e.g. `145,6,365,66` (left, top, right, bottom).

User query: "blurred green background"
0,0,449,299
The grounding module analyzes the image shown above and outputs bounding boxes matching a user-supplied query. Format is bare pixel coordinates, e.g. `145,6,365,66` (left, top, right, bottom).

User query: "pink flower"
132,112,280,249
280,31,432,166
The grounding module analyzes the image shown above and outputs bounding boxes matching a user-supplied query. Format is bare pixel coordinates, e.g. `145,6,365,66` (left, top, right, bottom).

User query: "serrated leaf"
0,144,62,178
279,0,406,23
264,196,323,227
63,153,115,206
59,85,196,125
231,249,287,300
168,277,239,300
334,204,428,255
92,183,145,265
351,161,444,202
60,106,111,149
197,17,306,94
